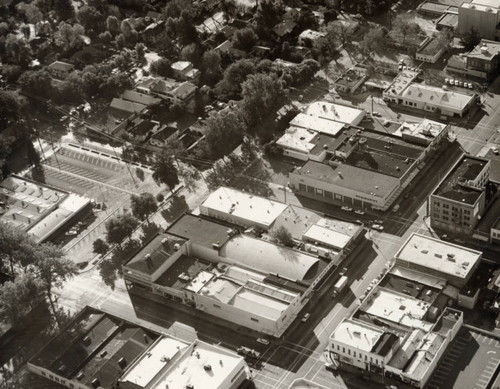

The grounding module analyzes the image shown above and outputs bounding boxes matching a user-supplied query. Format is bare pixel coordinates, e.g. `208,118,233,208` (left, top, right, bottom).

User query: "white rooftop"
305,101,365,125
120,336,189,387
147,339,247,389
185,271,215,293
302,224,351,250
361,288,433,331
276,127,317,153
200,187,289,229
463,0,499,11
403,332,444,380
395,119,447,141
331,319,384,353
402,84,475,111
289,113,345,136
171,61,192,72
395,233,482,280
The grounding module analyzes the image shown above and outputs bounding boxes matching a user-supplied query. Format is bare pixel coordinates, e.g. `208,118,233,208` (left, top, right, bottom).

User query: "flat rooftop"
150,339,246,389
395,233,482,280
200,187,288,229
360,288,433,331
276,127,317,154
395,119,448,144
331,319,398,357
302,224,351,250
125,233,187,275
293,160,400,198
467,40,500,61
166,213,233,248
335,69,366,88
385,69,420,97
120,336,189,388
290,112,345,136
154,255,211,289
434,155,488,204
305,101,365,125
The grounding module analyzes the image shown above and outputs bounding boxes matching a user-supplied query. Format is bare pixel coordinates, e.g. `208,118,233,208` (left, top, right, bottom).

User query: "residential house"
142,20,167,46
47,61,74,80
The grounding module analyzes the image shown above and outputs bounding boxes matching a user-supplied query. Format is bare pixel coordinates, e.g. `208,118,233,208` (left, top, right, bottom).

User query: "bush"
263,141,283,157
156,193,164,202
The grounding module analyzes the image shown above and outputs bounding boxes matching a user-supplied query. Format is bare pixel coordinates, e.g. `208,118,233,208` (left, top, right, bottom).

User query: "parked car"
372,224,384,231
339,267,348,277
468,83,473,89
374,219,384,225
354,210,365,215
302,313,311,322
256,338,270,345
372,111,381,117
341,206,353,212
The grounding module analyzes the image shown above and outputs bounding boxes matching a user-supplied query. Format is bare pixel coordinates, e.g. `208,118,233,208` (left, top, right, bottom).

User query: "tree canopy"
152,153,180,191
105,213,139,247
130,192,157,223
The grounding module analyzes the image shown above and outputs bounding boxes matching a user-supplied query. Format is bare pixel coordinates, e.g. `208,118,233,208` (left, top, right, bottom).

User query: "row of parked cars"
445,78,474,89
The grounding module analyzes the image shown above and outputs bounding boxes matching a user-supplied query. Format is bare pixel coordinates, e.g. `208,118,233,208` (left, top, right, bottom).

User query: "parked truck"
332,276,348,297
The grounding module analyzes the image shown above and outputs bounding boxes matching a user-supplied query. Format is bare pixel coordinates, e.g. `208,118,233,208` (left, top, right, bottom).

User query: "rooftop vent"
204,364,212,371
76,372,84,381
118,357,127,368
91,378,100,389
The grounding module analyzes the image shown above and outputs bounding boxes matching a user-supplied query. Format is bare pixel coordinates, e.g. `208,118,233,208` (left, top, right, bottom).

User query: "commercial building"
125,188,363,336
430,155,490,235
394,233,482,288
286,120,449,211
124,214,321,337
334,68,368,94
0,175,91,244
199,186,289,230
383,69,477,117
328,233,471,387
458,0,500,41
416,37,447,63
464,39,500,79
304,101,365,126
171,61,201,82
29,306,249,389
118,337,248,389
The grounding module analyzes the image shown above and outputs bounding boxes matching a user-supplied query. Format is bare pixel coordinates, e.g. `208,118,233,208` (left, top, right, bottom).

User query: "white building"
119,336,249,389
458,0,500,41
329,319,400,372
304,101,365,126
415,37,446,64
394,233,482,288
393,119,449,146
383,69,476,117
199,186,289,230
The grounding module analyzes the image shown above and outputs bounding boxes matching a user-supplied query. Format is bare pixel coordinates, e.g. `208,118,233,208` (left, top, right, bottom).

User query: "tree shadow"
161,195,189,224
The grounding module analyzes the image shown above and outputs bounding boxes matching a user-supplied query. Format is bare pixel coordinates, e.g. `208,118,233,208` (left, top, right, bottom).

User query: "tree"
270,226,294,247
135,43,146,61
232,27,259,51
180,43,202,66
35,243,78,327
241,73,287,127
204,111,246,159
201,49,223,85
105,213,139,247
223,59,256,92
178,164,202,192
150,57,172,78
93,238,109,256
392,15,422,45
0,91,20,129
55,22,85,51
19,70,52,98
460,27,480,51
0,272,44,326
99,30,113,43
130,192,157,224
76,5,105,35
152,153,180,191
360,26,386,56
54,0,75,21
0,223,38,275
106,15,120,36
436,29,454,52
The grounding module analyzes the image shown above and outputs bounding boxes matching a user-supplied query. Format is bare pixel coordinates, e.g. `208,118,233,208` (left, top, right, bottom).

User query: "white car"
355,210,365,215
256,338,270,345
302,313,311,322
372,224,384,232
341,206,353,212
493,147,499,155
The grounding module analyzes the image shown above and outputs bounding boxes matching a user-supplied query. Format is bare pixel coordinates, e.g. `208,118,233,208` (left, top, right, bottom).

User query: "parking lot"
428,329,500,389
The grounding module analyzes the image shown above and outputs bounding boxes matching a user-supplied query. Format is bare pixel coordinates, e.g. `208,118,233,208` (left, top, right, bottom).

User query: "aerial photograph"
1,0,500,388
